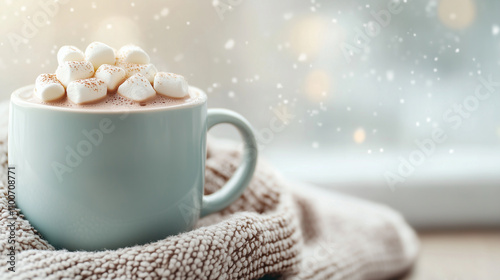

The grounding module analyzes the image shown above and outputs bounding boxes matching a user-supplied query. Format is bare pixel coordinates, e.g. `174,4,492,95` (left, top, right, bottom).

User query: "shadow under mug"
8,85,258,251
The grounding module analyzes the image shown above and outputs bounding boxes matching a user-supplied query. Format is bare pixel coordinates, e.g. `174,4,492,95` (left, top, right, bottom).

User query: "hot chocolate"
26,42,201,111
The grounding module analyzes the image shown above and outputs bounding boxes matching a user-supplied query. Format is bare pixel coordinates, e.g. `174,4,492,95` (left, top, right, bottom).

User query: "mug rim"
10,84,207,114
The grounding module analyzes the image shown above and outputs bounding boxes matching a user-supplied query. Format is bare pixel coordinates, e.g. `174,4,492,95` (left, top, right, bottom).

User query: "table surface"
401,230,500,280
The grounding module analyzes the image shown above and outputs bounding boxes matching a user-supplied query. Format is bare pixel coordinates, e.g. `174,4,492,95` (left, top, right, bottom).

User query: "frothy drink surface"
15,86,206,112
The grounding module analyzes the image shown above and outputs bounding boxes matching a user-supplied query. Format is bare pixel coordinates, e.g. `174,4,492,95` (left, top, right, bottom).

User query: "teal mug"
8,85,257,251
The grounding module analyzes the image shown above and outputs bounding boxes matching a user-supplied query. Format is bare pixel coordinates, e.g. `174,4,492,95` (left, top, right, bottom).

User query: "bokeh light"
353,127,366,144
304,69,330,102
94,17,142,47
438,0,476,29
289,15,328,56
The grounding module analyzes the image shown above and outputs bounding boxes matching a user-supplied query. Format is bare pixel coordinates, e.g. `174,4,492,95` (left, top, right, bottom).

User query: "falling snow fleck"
224,39,235,50
228,91,235,98
277,83,283,89
174,54,184,62
386,70,394,81
312,142,319,148
283,13,293,20
298,53,307,62
160,8,169,17
493,25,500,36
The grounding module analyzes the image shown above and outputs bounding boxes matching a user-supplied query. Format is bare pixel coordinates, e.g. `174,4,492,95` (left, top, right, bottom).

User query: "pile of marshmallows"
34,42,189,104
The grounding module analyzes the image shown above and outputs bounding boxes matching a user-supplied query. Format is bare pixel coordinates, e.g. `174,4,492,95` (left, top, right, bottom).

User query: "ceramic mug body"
8,85,257,251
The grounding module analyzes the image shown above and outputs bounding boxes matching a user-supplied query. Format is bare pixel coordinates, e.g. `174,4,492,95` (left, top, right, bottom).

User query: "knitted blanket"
0,101,418,280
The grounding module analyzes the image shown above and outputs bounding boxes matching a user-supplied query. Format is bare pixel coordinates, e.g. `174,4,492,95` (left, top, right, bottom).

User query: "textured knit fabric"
0,101,418,280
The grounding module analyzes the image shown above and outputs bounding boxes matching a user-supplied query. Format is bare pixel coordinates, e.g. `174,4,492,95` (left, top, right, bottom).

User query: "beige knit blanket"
0,101,418,279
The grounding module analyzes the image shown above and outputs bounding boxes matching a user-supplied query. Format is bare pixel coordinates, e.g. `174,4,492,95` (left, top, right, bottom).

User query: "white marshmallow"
153,72,189,98
85,42,116,70
57,45,85,65
117,73,156,102
34,74,65,102
95,64,126,92
67,78,107,104
117,45,150,64
119,63,157,83
56,61,94,87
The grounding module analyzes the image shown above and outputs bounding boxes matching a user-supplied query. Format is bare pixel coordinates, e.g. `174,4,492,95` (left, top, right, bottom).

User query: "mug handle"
200,109,258,217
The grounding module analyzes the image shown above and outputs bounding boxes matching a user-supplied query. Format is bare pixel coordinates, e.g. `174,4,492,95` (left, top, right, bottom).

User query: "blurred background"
1,0,499,277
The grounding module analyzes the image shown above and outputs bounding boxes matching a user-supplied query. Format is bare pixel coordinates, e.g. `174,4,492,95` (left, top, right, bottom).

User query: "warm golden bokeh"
289,16,328,56
438,0,476,29
94,16,142,47
353,127,366,144
304,69,330,102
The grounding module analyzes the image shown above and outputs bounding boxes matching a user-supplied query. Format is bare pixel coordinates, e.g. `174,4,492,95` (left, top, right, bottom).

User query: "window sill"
264,146,500,229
